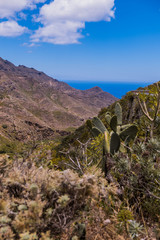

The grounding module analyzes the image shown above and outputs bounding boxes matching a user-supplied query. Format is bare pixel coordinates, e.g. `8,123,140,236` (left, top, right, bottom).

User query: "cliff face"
0,57,118,141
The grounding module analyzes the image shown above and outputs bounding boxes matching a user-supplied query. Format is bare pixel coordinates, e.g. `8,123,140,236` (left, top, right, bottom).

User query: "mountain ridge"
0,57,118,141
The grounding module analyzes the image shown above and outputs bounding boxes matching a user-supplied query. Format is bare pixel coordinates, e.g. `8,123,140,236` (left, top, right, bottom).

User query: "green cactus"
105,112,111,125
86,119,92,130
92,103,138,147
115,102,122,125
92,117,106,133
91,102,138,176
107,103,138,145
104,130,110,153
119,125,138,142
119,124,133,132
92,127,102,137
110,115,117,132
92,117,120,176
110,132,121,155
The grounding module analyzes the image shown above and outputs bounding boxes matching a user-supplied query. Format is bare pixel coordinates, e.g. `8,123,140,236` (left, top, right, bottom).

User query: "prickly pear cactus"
115,102,122,125
110,115,117,132
119,125,138,142
91,117,120,175
104,131,110,154
110,132,121,155
91,102,138,175
92,127,102,137
92,117,106,133
105,112,111,125
92,103,138,145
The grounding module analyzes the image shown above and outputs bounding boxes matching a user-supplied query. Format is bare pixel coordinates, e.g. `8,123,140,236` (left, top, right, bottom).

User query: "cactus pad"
92,127,102,137
115,103,122,125
104,130,110,153
120,124,132,132
110,115,117,132
110,132,120,155
105,113,111,125
92,117,106,133
119,125,138,141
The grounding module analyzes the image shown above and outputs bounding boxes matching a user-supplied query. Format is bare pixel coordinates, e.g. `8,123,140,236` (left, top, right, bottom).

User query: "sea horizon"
63,81,155,99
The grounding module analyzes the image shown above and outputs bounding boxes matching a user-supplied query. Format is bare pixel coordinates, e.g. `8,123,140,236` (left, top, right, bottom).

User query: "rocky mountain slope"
0,57,117,141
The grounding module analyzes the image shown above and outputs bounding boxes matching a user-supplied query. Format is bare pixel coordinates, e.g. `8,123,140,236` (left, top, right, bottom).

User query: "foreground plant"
136,82,160,138
112,137,160,222
0,158,124,239
91,103,138,176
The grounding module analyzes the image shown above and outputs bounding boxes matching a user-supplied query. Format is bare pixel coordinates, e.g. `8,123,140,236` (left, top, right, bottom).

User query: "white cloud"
0,0,27,18
32,0,115,44
0,21,27,37
0,0,46,18
31,21,85,44
0,0,46,37
0,0,115,43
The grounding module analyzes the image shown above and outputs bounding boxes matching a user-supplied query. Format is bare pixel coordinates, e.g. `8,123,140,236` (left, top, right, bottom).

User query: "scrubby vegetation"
0,82,160,239
1,152,159,240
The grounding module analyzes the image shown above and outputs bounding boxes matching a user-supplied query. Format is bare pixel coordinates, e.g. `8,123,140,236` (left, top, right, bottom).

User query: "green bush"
112,138,160,221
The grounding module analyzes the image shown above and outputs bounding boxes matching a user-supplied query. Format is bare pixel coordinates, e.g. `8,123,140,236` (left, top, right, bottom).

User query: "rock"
104,219,111,225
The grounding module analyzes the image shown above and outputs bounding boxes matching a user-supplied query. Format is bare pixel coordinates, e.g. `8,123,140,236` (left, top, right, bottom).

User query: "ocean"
64,81,153,99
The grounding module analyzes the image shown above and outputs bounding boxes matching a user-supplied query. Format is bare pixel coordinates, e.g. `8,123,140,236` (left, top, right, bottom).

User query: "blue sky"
0,0,160,82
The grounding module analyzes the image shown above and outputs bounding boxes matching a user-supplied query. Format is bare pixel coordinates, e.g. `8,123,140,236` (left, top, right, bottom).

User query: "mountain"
0,57,118,141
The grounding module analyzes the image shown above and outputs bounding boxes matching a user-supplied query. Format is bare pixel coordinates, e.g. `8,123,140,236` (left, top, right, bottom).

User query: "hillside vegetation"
0,82,160,239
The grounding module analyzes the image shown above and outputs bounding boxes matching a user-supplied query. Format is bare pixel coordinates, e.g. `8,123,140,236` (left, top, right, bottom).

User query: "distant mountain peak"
85,86,103,92
0,57,118,141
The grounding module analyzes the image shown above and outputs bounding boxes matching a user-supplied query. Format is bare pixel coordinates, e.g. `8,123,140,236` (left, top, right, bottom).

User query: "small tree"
136,82,160,138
